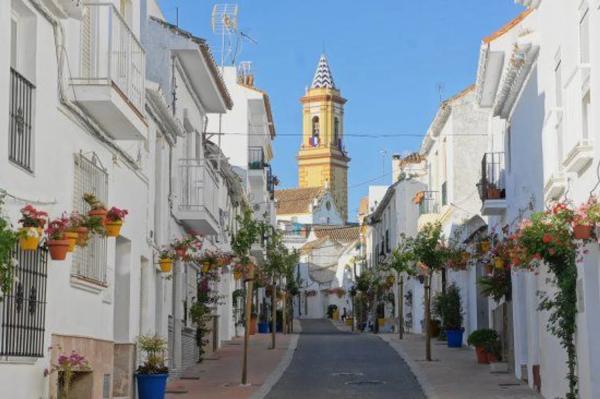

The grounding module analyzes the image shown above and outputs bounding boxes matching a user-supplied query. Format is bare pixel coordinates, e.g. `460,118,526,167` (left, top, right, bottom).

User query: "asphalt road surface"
265,319,426,399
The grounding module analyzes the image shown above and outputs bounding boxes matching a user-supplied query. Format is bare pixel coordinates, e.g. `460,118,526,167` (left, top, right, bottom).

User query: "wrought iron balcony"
248,146,265,170
417,191,440,216
176,159,220,235
477,152,507,215
70,3,146,140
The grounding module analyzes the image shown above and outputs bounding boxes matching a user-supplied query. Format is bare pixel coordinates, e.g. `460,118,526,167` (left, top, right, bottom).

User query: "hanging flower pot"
19,227,40,251
105,220,123,237
76,226,90,246
233,270,242,280
494,257,504,270
479,240,491,253
573,224,593,240
159,258,173,273
202,262,211,273
88,208,108,226
47,239,70,261
511,257,522,267
64,231,79,252
175,247,187,259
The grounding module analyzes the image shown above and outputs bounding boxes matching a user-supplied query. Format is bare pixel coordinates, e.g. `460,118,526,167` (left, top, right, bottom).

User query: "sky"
157,0,524,221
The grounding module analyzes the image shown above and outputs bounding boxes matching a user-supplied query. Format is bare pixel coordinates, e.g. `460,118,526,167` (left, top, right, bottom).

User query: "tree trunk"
271,283,277,349
282,291,287,335
425,272,432,361
242,278,253,385
398,275,404,339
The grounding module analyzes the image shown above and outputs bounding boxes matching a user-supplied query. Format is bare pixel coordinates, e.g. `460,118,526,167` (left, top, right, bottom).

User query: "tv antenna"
436,82,445,103
211,4,239,66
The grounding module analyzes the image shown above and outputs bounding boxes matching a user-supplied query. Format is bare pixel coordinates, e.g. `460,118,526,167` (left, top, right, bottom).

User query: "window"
579,6,590,64
72,153,109,284
555,59,563,107
10,18,17,69
582,92,591,140
0,245,48,357
334,117,340,147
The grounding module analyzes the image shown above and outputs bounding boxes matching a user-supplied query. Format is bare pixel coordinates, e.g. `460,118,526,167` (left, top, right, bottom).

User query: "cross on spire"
311,54,336,89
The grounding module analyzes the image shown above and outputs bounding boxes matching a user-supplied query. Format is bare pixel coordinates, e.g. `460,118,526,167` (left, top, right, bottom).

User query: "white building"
0,0,264,397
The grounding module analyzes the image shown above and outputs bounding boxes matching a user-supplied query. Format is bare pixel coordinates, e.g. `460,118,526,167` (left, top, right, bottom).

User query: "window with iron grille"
9,68,35,172
0,245,48,357
72,153,108,284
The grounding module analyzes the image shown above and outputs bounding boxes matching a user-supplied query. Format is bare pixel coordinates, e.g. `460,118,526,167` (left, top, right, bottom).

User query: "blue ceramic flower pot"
446,329,464,348
258,321,270,333
136,373,168,399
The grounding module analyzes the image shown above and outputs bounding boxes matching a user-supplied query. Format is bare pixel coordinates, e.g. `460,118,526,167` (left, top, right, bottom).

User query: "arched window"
334,117,340,147
310,116,320,147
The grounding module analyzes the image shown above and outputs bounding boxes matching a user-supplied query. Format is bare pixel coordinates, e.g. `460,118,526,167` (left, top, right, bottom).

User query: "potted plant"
136,335,169,399
105,207,128,237
83,193,107,225
171,235,203,259
46,216,70,261
441,284,464,348
18,205,47,251
44,350,91,399
467,328,499,364
64,211,86,252
258,308,269,334
158,249,174,273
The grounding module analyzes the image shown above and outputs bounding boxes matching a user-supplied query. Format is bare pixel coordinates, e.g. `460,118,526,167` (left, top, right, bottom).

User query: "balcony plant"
105,207,128,237
171,235,203,259
83,193,107,225
45,216,70,261
44,349,91,399
158,248,174,273
136,335,169,399
0,195,18,301
512,201,580,398
467,328,499,364
18,204,47,251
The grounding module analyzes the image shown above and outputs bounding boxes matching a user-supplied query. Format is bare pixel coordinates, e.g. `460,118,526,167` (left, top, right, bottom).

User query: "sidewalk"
165,327,299,399
379,333,542,399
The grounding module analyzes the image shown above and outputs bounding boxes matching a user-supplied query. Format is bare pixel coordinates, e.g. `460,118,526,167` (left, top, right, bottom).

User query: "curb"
249,322,302,399
378,334,439,399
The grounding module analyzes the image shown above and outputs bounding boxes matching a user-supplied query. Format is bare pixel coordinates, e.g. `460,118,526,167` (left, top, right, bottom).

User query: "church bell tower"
297,55,350,221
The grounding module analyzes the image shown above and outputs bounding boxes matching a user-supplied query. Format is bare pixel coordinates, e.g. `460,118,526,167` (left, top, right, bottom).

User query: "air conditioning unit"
42,0,83,19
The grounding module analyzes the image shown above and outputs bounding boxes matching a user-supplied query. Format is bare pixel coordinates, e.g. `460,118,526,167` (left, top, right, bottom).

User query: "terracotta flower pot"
47,239,70,261
511,257,522,267
475,346,489,364
19,227,40,251
573,224,593,240
105,220,123,237
175,247,187,259
159,258,173,273
76,227,89,247
88,208,108,226
64,231,79,252
486,352,498,363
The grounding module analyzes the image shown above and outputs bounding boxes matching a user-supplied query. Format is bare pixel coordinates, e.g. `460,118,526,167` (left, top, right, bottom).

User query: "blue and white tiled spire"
311,54,336,89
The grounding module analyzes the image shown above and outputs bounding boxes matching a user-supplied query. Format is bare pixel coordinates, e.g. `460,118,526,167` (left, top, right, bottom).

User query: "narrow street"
266,320,425,399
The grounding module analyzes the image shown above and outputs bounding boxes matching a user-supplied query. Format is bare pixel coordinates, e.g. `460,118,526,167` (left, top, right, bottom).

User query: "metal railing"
75,3,145,112
418,191,440,215
178,159,219,221
248,147,265,170
0,244,48,357
478,152,506,201
9,68,35,172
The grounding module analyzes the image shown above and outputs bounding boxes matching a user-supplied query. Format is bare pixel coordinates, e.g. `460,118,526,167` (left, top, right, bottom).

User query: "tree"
411,223,447,361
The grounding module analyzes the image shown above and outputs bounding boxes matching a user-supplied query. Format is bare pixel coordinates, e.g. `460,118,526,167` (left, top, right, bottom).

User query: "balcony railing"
477,152,506,201
178,159,219,221
248,146,265,170
418,191,440,215
9,68,35,172
74,3,144,112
